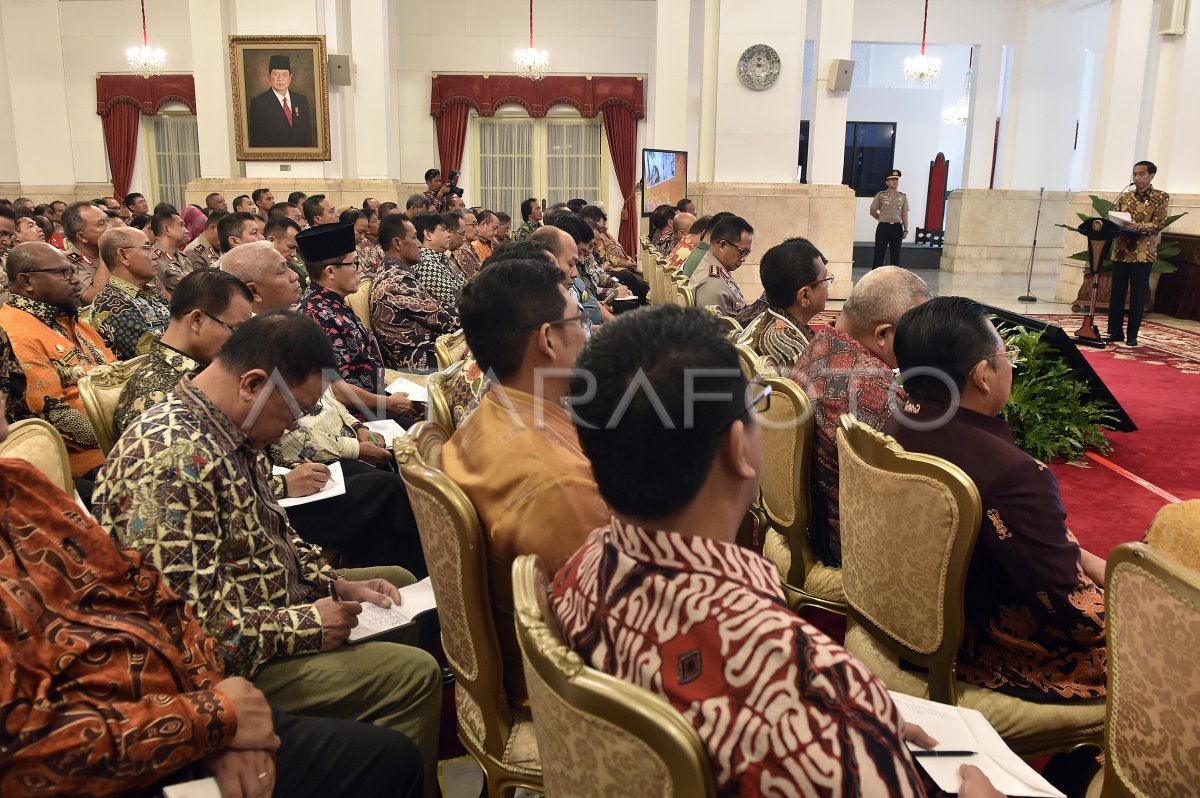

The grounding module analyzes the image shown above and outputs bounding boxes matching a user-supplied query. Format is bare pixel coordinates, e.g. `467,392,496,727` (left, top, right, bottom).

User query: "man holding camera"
422,168,460,214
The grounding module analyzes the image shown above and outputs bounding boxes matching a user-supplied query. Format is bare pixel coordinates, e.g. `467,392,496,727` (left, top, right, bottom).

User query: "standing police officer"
870,169,909,268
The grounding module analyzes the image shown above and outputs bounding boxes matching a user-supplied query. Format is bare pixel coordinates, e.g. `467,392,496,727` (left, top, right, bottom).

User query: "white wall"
0,24,18,183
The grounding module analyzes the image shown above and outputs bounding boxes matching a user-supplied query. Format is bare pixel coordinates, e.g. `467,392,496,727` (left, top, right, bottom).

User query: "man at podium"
1107,160,1169,347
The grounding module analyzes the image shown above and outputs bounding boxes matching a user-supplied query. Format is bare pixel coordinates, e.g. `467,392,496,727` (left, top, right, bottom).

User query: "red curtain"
435,102,470,176
102,102,141,199
602,103,638,258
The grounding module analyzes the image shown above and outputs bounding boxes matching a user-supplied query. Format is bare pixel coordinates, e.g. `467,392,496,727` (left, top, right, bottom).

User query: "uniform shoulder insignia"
709,263,720,277
65,250,83,262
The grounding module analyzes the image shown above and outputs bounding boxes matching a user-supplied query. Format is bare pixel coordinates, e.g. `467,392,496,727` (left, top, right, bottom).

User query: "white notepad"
385,374,429,403
348,577,439,643
272,462,346,507
163,778,222,798
363,419,407,448
889,691,1065,797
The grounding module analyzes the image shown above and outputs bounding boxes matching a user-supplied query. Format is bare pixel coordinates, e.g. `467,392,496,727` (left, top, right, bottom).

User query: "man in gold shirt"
1107,160,1169,347
442,256,608,707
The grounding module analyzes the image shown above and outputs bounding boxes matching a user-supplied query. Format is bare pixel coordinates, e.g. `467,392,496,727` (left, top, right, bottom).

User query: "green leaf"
1152,258,1178,274
1089,195,1114,216
1164,212,1188,228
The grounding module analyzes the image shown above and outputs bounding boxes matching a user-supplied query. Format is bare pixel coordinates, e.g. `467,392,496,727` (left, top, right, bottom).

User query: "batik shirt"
94,377,339,678
113,339,200,434
452,241,482,281
654,230,679,257
665,236,697,271
688,250,745,316
1110,187,1170,263
370,255,460,372
513,220,541,241
0,295,114,476
792,326,899,567
154,245,193,296
472,237,493,265
299,282,385,393
595,231,633,271
0,326,30,422
358,240,384,276
552,518,927,797
737,306,815,376
90,274,171,360
886,403,1107,701
735,292,769,327
414,247,465,314
0,458,237,796
422,188,447,214
269,386,364,467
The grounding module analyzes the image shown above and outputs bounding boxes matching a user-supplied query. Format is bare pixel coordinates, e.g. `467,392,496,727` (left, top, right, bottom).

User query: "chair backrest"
512,556,718,798
703,304,742,335
836,414,982,704
77,354,150,455
674,281,695,308
403,419,450,470
757,376,816,588
0,419,73,494
1144,499,1200,572
398,457,518,761
426,359,465,433
345,276,374,332
734,342,765,380
435,329,467,370
1100,542,1200,798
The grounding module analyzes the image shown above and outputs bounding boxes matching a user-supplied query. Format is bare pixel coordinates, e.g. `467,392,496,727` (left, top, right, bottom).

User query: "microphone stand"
1018,187,1044,303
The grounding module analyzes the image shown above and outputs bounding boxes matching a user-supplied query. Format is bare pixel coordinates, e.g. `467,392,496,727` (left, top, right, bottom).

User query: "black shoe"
1127,337,1138,347
1104,334,1123,343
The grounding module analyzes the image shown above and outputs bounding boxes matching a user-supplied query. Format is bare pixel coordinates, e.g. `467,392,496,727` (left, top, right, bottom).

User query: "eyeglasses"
804,276,835,289
202,310,239,334
521,312,587,332
719,239,752,258
335,258,362,271
118,243,154,252
986,346,1022,367
24,264,79,280
713,378,773,437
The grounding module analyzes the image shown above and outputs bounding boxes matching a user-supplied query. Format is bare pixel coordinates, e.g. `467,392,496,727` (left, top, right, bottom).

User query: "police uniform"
183,236,220,272
64,243,101,301
152,244,194,298
870,169,909,268
688,249,746,317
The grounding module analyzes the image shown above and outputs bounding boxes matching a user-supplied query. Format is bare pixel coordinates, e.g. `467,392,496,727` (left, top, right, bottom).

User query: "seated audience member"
450,208,482,280
446,194,466,212
302,194,339,227
792,266,931,566
0,242,114,481
887,296,1108,701
184,208,225,270
93,312,442,792
253,187,275,217
363,197,381,213
566,197,588,214
124,192,150,217
552,304,1000,798
371,214,459,372
472,209,498,264
204,191,228,213
182,203,207,239
0,384,425,798
217,210,262,254
379,200,401,218
412,212,464,314
440,211,466,278
580,204,638,273
62,200,113,303
14,213,45,244
296,223,415,420
220,239,301,313
405,193,431,219
649,204,678,255
288,190,308,207
679,211,733,279
442,256,608,705
269,199,307,227
668,210,696,251
232,194,254,214
340,207,383,276
664,212,703,271
549,214,637,319
531,225,603,331
689,213,753,316
513,197,543,241
151,207,192,296
493,210,512,243
737,237,830,375
91,226,170,360
676,196,696,215
265,214,309,288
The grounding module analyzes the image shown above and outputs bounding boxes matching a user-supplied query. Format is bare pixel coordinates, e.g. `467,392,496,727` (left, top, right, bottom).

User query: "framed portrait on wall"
229,35,331,161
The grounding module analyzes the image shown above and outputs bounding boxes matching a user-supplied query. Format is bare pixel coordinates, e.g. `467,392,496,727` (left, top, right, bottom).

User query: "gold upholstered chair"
703,304,742,336
344,276,374,333
734,342,765,380
424,359,465,434
400,419,449,470
836,414,1105,757
0,419,73,494
512,556,717,798
434,329,467,370
77,354,150,455
398,455,542,796
1084,542,1200,798
756,376,845,615
1144,499,1200,573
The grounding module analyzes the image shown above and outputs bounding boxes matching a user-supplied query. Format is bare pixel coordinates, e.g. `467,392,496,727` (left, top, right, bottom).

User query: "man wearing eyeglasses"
90,227,171,360
0,241,115,484
688,214,753,317
61,201,113,305
736,237,831,376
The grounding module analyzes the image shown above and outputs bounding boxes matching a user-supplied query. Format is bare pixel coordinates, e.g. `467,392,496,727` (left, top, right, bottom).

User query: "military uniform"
182,236,220,272
688,250,745,317
152,244,194,297
870,169,909,268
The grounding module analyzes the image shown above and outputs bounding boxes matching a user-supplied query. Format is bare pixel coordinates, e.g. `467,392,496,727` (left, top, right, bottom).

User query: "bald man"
91,227,171,360
219,240,302,313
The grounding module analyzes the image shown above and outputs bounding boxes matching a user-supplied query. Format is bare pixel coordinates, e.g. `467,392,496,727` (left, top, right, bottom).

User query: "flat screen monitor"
642,149,687,216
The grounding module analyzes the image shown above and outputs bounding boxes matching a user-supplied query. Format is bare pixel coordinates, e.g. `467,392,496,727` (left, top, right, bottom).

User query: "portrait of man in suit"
247,54,317,148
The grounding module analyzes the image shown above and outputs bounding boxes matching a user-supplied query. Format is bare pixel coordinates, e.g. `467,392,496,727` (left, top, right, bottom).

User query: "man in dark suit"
247,54,316,148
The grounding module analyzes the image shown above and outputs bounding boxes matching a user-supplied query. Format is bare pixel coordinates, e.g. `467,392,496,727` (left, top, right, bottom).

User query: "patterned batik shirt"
792,326,900,567
370,255,460,372
737,306,815,376
299,282,385,393
472,237,493,265
90,274,171,360
665,236,696,271
113,339,201,434
422,188,447,214
886,403,1107,701
1110,187,1170,263
0,294,115,476
154,245,194,296
0,325,31,422
512,220,541,241
654,230,679,257
94,377,339,678
735,292,769,327
552,518,927,798
414,247,465,314
269,386,363,467
358,241,384,277
451,241,482,281
0,458,237,795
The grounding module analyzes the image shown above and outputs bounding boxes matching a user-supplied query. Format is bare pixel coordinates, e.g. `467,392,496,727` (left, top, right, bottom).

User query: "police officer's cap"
886,169,902,180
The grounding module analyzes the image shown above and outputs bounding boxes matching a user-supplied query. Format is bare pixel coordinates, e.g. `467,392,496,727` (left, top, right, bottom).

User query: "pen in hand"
329,580,340,601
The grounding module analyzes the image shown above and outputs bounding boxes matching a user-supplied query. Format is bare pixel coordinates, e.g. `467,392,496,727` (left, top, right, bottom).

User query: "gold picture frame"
230,35,331,161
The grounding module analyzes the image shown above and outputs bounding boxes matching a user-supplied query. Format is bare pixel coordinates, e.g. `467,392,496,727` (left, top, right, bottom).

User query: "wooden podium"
1073,217,1122,347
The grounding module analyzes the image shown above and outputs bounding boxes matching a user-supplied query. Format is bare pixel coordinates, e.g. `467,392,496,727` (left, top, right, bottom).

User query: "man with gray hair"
791,266,931,566
405,194,431,219
220,239,302,313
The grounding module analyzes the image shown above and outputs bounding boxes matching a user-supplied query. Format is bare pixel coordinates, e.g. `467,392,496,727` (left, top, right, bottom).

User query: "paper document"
272,462,346,508
385,374,429,403
1108,210,1133,226
363,419,407,449
163,778,222,798
348,577,438,643
889,691,1065,798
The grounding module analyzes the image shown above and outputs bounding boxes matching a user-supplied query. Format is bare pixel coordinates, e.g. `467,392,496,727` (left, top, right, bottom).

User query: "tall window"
842,121,896,197
148,114,200,211
474,115,605,218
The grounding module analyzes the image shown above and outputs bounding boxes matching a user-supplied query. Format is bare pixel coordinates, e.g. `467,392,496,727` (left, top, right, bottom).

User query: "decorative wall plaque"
738,44,781,90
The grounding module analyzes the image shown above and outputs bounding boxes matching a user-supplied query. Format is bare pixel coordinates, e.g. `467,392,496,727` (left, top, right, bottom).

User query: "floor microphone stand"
1018,187,1044,303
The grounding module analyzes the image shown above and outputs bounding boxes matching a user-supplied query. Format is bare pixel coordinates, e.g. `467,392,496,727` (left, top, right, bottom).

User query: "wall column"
696,0,720,182
961,43,1003,189
1151,0,1200,194
189,0,237,179
1088,0,1153,191
650,0,690,150
349,0,395,179
806,0,851,185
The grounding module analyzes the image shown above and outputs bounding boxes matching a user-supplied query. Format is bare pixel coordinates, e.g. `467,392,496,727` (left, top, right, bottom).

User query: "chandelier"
942,68,971,125
513,0,549,80
126,0,166,78
903,0,941,86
